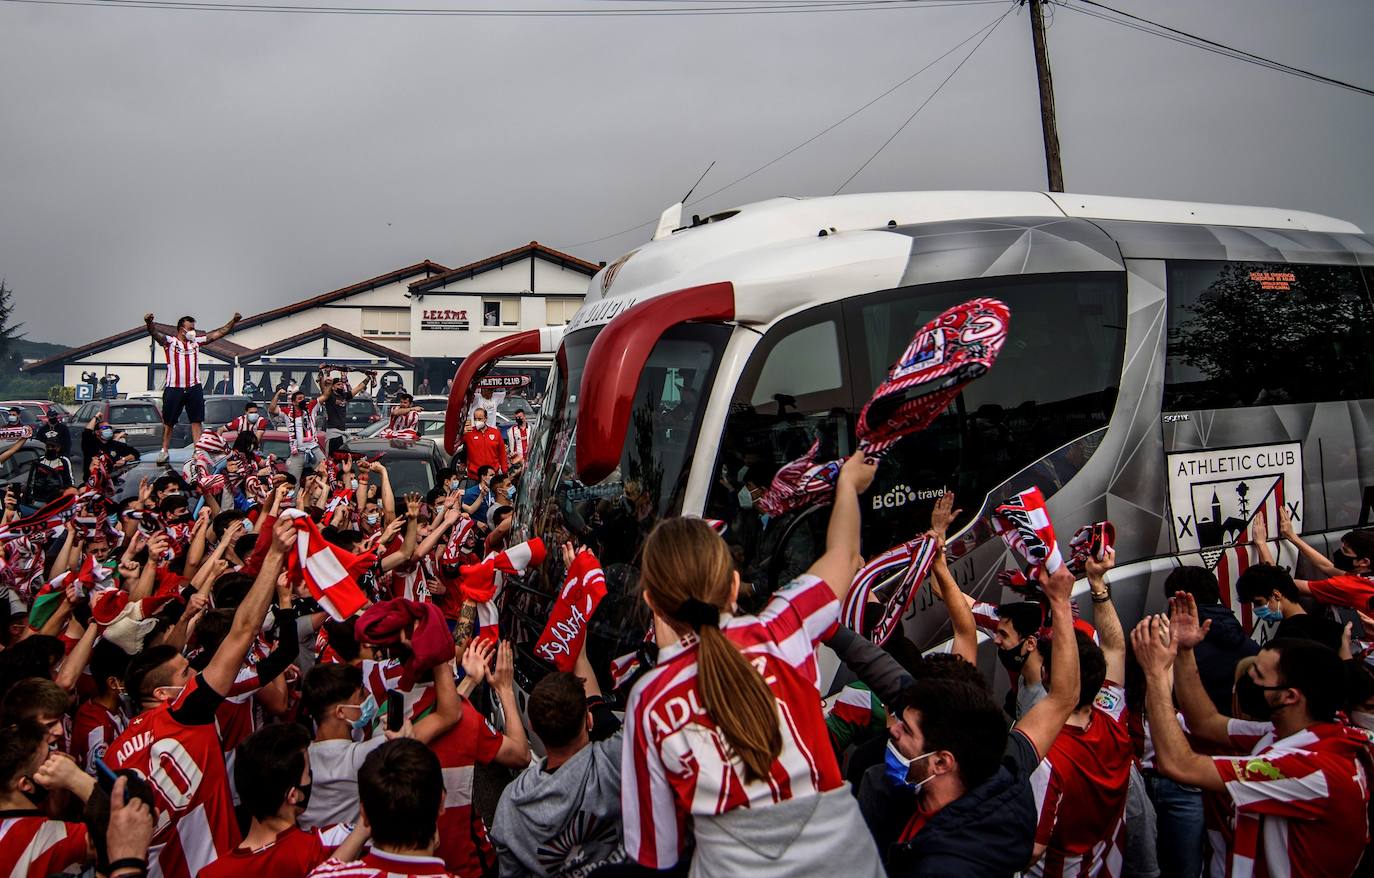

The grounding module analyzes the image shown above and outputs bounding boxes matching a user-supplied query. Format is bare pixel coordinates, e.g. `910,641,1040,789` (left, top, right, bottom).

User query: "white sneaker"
155,450,169,465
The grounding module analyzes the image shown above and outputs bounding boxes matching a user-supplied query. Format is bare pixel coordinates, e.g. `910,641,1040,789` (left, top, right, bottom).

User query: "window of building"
483,298,520,329
361,308,411,338
1164,261,1374,411
545,297,581,326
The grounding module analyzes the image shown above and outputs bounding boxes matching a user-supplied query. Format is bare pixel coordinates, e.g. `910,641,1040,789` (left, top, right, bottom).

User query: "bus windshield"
509,321,731,689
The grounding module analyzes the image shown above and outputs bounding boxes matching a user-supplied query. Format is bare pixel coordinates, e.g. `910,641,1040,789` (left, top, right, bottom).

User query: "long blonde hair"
640,517,782,782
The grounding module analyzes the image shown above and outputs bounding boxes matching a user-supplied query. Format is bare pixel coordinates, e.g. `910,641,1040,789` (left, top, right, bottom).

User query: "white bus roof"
577,190,1366,329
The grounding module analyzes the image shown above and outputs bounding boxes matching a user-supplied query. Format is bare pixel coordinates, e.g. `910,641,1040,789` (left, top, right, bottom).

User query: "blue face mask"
1254,605,1283,623
885,741,925,792
107,513,120,529
349,695,379,732
99,428,114,441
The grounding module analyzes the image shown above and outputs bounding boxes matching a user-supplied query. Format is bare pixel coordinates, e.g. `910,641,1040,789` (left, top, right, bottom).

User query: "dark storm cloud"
0,0,1370,343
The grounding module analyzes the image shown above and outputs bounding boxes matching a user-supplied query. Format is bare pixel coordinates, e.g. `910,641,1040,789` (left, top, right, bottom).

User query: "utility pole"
1027,0,1064,191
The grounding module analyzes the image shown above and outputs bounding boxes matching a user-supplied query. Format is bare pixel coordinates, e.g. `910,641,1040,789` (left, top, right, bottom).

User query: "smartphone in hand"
386,690,404,732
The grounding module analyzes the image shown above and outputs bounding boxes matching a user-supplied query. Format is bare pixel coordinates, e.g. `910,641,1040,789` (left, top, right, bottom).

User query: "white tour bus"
445,190,1374,693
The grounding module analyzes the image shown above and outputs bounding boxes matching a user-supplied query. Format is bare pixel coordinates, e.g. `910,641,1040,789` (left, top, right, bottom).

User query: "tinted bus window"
848,273,1126,547
1164,261,1374,411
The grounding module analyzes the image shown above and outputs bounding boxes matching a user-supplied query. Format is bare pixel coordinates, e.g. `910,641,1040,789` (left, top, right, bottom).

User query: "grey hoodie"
490,729,626,878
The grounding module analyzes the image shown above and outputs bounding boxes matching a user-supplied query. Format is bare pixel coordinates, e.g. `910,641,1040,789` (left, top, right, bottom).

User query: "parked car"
221,430,293,469
339,435,447,496
357,411,447,444
111,460,189,504
169,394,254,448
0,439,52,502
0,400,72,426
71,399,165,454
343,395,382,432
410,395,449,412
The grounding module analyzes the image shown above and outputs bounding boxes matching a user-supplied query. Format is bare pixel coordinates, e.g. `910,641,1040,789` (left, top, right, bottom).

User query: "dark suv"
71,399,165,454
344,395,382,432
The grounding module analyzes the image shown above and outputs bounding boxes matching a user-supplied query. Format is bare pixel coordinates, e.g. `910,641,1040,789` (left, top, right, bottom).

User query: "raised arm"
409,660,465,745
1251,516,1275,567
931,546,978,664
1013,565,1080,758
0,435,29,466
1132,614,1226,791
806,451,877,598
203,312,241,343
201,516,291,696
1279,506,1338,580
1166,591,1233,746
1086,547,1125,684
489,642,532,768
142,313,164,343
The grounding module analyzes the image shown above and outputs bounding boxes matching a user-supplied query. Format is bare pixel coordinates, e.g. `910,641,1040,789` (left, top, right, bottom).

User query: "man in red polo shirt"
460,408,507,479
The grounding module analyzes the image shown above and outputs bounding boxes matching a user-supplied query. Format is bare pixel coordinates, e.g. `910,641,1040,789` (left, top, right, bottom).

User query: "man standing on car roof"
80,414,139,482
319,367,371,456
145,311,241,464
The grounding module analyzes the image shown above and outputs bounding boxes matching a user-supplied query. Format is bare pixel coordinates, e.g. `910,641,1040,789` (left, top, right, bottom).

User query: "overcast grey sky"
1,0,1370,345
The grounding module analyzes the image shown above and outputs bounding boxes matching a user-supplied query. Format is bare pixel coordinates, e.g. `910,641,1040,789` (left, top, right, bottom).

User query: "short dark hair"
243,401,258,412
125,644,181,704
996,602,1044,640
211,510,246,540
177,316,196,329
0,635,65,696
158,494,189,516
189,609,234,669
1040,630,1106,710
1,677,71,722
233,534,259,560
910,652,991,694
359,739,444,849
476,465,495,480
302,663,363,723
1267,637,1345,721
0,719,47,790
1274,614,1344,653
152,475,180,495
334,530,365,552
1165,566,1221,606
1342,529,1374,565
212,572,255,609
90,639,132,693
235,723,311,821
528,672,587,749
1236,564,1299,604
323,617,363,663
897,680,1007,789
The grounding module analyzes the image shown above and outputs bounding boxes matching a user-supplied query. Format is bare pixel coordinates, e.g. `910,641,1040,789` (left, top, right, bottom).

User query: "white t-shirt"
299,736,388,829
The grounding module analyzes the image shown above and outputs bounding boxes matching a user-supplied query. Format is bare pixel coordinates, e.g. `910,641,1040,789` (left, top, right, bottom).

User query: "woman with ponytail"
621,452,884,877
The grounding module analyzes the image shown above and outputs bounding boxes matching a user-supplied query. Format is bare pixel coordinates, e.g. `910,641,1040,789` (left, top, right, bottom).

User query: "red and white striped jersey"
382,409,419,440
1028,683,1134,877
431,703,504,876
71,699,127,773
0,814,88,878
214,665,266,753
198,824,351,878
507,423,531,460
106,675,239,878
621,574,843,870
288,402,320,452
225,414,263,433
1210,721,1372,878
162,333,208,389
307,850,459,878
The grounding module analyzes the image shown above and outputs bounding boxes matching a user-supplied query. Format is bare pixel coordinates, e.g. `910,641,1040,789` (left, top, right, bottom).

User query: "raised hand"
1131,614,1177,678
1037,564,1075,603
272,515,296,554
461,639,495,684
404,493,422,517
491,641,516,691
1085,545,1117,581
838,450,878,494
1167,591,1211,651
107,776,156,864
1278,506,1297,541
929,491,961,539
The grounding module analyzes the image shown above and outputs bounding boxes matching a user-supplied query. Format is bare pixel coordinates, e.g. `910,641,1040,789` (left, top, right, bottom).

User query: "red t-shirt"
71,700,127,773
0,814,88,878
107,674,239,878
1027,683,1134,877
307,850,458,878
431,701,504,876
198,826,333,878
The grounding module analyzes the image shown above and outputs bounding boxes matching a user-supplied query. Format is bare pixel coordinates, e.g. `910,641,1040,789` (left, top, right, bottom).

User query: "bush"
48,386,75,405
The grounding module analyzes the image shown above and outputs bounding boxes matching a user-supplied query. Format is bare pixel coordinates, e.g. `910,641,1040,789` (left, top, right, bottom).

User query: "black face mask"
997,642,1029,672
43,448,59,460
294,782,312,810
1333,550,1357,573
1235,675,1282,720
21,776,50,807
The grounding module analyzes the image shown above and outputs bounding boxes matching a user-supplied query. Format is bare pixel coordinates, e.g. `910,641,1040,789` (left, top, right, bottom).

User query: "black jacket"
1195,603,1260,713
862,731,1041,878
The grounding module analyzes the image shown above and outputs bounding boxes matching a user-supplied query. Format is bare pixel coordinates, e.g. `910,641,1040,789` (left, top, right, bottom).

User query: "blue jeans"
1145,771,1204,878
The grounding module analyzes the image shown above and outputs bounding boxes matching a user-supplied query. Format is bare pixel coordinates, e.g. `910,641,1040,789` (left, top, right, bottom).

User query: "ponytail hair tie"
676,597,720,631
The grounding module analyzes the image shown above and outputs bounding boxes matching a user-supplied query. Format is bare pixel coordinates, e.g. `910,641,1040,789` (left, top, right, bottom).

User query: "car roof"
342,438,440,458
222,429,290,439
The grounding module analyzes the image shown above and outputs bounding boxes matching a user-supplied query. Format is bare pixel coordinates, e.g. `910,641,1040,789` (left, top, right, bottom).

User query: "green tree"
0,280,24,365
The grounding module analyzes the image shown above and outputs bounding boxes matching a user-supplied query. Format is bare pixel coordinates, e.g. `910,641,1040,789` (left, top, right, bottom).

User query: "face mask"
1333,549,1357,572
348,695,379,732
99,428,114,441
44,448,58,460
293,782,313,810
246,412,259,424
885,741,935,793
506,486,516,499
21,776,50,807
738,485,755,510
5,415,17,425
1351,711,1374,732
241,519,253,534
1235,675,1282,721
474,419,486,429
997,641,1029,672
365,514,379,526
1253,605,1283,623
446,480,458,493
107,514,120,529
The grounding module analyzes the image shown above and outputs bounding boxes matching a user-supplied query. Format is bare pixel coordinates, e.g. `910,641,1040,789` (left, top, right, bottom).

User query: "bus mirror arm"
444,328,560,454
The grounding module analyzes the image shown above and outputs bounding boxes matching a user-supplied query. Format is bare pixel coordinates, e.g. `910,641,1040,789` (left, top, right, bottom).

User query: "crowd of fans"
2,378,1374,877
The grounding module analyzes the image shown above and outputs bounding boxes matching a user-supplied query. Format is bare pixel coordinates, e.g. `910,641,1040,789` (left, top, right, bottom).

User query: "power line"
0,0,1004,17
832,2,1011,193
1067,0,1374,98
568,3,1012,247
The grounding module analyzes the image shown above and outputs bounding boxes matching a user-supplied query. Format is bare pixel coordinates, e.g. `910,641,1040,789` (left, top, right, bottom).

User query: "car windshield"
203,399,244,424
510,322,730,692
497,397,534,417
110,405,161,425
263,439,291,459
378,457,435,494
348,399,376,416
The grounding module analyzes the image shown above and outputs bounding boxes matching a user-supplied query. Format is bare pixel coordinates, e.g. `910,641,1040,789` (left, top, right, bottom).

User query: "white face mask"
474,419,486,429
738,485,755,509
1352,711,1374,732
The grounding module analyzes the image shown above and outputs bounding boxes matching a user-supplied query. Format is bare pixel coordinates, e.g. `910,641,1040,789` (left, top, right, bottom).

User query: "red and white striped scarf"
534,548,606,671
992,486,1064,578
841,534,939,646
